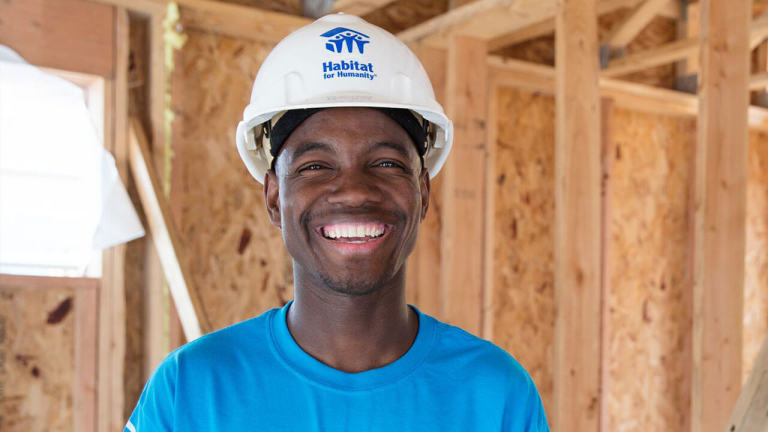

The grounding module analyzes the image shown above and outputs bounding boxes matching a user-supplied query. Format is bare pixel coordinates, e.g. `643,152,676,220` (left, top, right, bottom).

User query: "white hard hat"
235,13,453,184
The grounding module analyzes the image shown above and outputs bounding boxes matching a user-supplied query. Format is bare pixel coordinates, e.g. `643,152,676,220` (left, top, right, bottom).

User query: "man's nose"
326,169,383,207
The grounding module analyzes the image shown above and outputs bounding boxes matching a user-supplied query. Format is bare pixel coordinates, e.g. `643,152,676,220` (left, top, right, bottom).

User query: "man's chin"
318,273,387,297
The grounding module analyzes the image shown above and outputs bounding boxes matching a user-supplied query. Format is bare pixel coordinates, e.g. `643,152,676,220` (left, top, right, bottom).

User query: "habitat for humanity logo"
320,27,377,81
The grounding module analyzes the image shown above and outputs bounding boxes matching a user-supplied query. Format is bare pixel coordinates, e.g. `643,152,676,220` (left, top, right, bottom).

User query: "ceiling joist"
603,12,768,78
602,0,673,50
397,0,558,47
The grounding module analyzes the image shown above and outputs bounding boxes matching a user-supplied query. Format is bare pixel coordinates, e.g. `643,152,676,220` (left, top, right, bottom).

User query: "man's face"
264,107,430,296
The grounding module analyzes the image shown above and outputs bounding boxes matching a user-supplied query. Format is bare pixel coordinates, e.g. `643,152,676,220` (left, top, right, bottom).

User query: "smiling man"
126,14,548,432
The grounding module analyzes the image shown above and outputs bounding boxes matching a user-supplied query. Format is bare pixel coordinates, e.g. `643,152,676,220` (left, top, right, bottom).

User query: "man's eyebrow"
287,142,333,161
373,141,411,159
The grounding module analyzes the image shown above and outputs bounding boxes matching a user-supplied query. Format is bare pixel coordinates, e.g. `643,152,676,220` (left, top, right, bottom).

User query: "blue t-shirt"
126,302,549,431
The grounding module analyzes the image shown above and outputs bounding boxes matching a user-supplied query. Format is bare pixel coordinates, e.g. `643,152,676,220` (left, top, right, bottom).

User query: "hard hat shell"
235,13,453,184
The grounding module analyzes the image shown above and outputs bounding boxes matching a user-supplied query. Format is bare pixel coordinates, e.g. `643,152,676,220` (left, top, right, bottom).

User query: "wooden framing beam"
603,0,673,50
749,11,768,50
749,71,768,90
332,0,395,15
598,97,616,432
97,6,128,431
488,56,768,130
554,0,602,431
603,12,768,78
128,117,211,340
0,0,116,76
177,0,310,42
727,333,768,432
603,37,698,77
487,0,677,51
406,44,447,319
692,0,750,431
398,0,558,48
441,35,489,336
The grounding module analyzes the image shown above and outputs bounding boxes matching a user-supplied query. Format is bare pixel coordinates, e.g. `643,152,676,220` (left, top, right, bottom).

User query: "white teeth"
323,224,385,240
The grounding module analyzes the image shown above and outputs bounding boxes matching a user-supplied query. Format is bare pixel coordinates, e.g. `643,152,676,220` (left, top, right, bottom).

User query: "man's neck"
286,273,418,373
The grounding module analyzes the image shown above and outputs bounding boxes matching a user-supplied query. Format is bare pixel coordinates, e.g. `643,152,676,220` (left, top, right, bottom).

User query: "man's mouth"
319,222,388,244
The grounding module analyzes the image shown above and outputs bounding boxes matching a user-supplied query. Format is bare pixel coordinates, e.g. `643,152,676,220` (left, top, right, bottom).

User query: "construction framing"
3,0,767,431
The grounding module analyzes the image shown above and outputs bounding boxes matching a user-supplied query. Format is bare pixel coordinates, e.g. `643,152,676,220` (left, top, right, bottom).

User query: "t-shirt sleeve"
124,354,178,432
503,370,550,432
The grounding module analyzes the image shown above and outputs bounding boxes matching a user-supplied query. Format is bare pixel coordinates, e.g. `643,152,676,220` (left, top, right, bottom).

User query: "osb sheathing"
0,286,74,431
744,130,768,383
170,30,292,331
606,108,694,431
492,86,555,415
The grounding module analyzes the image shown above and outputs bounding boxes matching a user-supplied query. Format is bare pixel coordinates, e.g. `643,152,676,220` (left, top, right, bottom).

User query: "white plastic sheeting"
0,45,144,276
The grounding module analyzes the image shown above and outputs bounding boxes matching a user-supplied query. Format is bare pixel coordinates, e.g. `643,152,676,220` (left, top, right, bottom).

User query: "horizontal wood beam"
603,0,673,50
486,0,677,51
332,0,395,15
749,71,768,90
487,56,768,131
177,0,311,41
0,0,116,77
398,0,557,48
602,37,697,77
128,117,211,340
603,13,768,78
750,11,768,49
86,0,165,15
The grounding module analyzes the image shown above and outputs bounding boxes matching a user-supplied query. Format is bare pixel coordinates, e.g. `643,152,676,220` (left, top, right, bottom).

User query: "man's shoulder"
426,314,533,389
165,306,278,367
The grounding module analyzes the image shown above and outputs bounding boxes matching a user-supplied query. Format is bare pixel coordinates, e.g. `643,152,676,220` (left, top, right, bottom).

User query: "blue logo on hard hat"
321,27,370,54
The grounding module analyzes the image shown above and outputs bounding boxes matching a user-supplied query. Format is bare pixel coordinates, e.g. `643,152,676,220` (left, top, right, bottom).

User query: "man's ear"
419,168,430,221
264,170,282,229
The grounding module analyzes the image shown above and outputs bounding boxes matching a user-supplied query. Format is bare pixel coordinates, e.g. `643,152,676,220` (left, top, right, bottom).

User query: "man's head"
264,107,429,296
235,14,453,184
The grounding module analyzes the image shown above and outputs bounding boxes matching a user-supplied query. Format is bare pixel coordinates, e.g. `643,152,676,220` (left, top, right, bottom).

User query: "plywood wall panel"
0,285,75,431
171,30,292,331
606,108,694,432
744,131,768,384
492,86,555,415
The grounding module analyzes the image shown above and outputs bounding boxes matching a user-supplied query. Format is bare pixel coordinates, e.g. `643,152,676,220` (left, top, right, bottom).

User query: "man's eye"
299,163,325,172
376,161,401,169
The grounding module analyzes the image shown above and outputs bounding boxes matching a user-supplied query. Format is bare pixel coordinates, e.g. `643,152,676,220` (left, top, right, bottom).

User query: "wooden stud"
599,97,615,432
73,282,99,432
406,44,447,318
726,332,768,432
483,79,499,340
442,35,489,336
92,5,128,431
143,240,167,377
692,1,750,431
554,0,602,431
149,10,166,179
128,118,211,340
